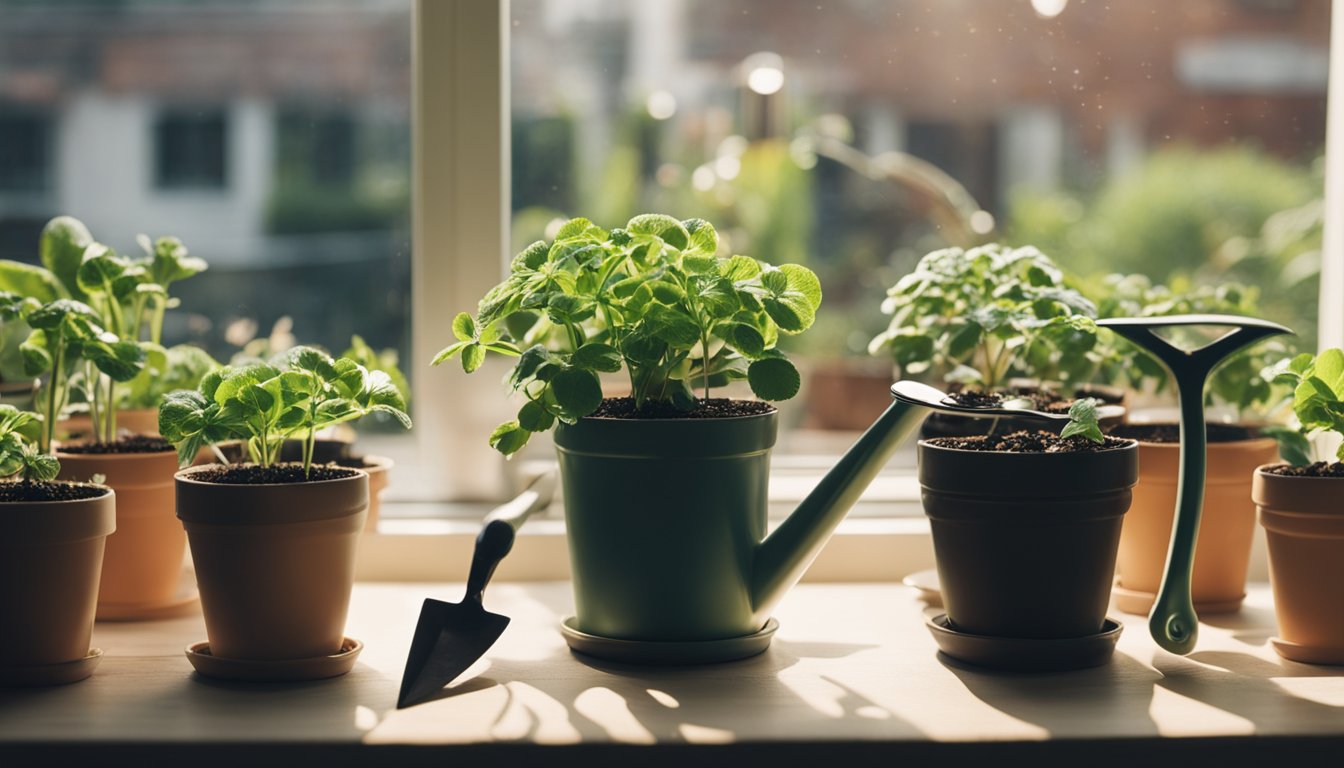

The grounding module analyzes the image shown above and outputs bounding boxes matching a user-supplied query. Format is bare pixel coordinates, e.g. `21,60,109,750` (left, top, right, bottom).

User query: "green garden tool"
1097,314,1291,655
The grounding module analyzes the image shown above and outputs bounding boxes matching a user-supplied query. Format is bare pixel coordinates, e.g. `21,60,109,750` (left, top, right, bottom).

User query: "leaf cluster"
433,214,821,455
1059,397,1105,444
1262,349,1344,466
1091,274,1292,417
869,244,1098,390
0,405,58,482
158,347,411,472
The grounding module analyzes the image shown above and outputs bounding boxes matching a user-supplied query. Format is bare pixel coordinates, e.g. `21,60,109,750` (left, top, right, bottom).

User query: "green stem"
700,328,711,401
42,341,64,454
105,375,117,443
150,297,166,346
86,362,101,445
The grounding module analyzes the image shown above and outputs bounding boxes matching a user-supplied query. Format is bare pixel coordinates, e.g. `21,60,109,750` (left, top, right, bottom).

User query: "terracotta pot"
360,455,392,533
0,486,115,682
59,408,161,441
1113,430,1279,615
175,465,368,660
802,361,895,431
1253,467,1344,664
56,447,183,618
919,439,1138,639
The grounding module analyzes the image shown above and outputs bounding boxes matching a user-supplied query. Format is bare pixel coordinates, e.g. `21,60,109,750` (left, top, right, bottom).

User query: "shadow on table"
413,637,924,743
1154,650,1344,734
939,651,1162,738
1198,604,1278,646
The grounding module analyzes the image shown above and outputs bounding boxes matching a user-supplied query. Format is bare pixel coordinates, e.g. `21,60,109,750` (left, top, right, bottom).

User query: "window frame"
387,0,1344,581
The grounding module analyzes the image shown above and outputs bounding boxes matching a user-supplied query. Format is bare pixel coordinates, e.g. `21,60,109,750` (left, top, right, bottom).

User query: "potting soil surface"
188,464,361,484
928,430,1130,453
58,435,175,454
588,397,776,419
0,480,107,501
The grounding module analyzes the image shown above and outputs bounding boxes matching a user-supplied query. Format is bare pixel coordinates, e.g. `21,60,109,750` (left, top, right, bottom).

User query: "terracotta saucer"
1111,582,1244,616
926,614,1123,672
185,637,362,682
97,591,201,622
560,617,778,665
902,568,943,607
0,649,103,687
1270,637,1344,666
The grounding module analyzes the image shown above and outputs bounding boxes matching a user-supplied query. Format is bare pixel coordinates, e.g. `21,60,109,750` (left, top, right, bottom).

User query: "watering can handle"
1097,315,1291,654
464,471,558,604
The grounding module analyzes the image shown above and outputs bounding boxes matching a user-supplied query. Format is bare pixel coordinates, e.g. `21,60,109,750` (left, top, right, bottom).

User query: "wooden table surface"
2,583,1341,766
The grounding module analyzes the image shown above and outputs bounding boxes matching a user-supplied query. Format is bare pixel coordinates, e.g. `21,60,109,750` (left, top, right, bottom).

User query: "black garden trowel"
396,470,557,709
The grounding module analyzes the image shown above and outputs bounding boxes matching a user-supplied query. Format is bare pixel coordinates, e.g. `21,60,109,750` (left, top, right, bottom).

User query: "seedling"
158,346,411,475
433,214,821,455
1060,397,1105,444
0,405,59,482
1262,349,1344,466
870,244,1097,391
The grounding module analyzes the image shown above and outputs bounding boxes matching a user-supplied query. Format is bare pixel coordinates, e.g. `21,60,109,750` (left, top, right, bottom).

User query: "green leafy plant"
1090,274,1292,418
0,217,212,444
1059,397,1105,444
343,335,410,407
1262,349,1344,466
433,214,822,455
158,346,411,474
0,405,59,482
869,244,1098,391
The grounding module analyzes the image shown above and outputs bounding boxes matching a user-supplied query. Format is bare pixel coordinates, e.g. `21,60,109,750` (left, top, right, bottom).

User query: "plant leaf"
748,357,801,401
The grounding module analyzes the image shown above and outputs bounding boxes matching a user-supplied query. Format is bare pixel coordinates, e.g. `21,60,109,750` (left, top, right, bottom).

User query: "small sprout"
0,405,61,482
1060,397,1105,444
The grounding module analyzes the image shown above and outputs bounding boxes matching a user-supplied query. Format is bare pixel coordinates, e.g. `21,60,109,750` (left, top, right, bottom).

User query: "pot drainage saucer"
902,568,942,607
0,648,102,687
185,637,363,682
97,591,201,622
1270,637,1344,666
1111,583,1244,617
560,617,778,665
926,614,1122,672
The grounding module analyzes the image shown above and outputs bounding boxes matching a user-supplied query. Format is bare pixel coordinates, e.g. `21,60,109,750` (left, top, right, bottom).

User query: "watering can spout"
752,394,926,611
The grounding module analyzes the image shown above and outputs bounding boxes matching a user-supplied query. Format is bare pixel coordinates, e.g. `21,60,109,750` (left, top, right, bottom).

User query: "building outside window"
153,109,229,191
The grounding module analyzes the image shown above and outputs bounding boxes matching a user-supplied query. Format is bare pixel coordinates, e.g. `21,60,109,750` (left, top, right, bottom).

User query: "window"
153,110,228,190
0,109,52,193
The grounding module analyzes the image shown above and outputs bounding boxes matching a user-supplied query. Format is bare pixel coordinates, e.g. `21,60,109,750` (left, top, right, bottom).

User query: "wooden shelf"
2,583,1341,766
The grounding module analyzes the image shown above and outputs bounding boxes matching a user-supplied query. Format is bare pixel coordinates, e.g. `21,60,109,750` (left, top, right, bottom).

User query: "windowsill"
4,583,1339,764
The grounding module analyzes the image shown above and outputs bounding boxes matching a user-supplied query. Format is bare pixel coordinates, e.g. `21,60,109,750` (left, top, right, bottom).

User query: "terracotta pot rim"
1131,436,1277,449
1254,464,1344,482
175,462,369,488
54,446,177,460
360,454,393,471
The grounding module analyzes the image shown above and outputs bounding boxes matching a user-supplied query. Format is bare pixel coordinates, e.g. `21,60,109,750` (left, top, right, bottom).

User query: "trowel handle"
1148,379,1206,655
465,471,558,603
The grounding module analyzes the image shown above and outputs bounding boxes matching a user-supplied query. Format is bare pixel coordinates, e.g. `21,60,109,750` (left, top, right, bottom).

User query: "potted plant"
0,218,213,620
1252,348,1344,664
1095,275,1287,615
0,393,114,686
160,346,410,675
436,214,884,661
869,243,1117,438
919,399,1139,670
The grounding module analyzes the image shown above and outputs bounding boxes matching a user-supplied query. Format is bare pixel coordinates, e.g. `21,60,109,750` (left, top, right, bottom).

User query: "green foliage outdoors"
0,217,216,446
1262,349,1344,466
1060,397,1104,444
435,214,822,456
158,346,411,473
0,404,58,482
868,244,1097,391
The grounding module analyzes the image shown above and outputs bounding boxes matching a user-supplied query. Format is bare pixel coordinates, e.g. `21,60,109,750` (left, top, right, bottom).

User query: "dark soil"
947,390,1004,408
189,463,361,485
1264,462,1344,478
1110,422,1261,444
0,481,107,502
947,385,1079,413
928,430,1131,454
59,435,175,455
588,397,776,420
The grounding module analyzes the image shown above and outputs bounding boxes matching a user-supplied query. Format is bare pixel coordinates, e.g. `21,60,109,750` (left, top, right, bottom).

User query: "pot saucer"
97,591,201,622
926,614,1122,672
0,649,103,687
902,568,942,607
560,617,778,664
185,637,362,682
1111,582,1244,616
1270,637,1344,666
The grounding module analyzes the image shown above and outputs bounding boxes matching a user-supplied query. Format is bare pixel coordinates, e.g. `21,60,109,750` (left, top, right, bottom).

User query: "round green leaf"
571,342,623,373
489,420,531,456
461,343,486,373
452,312,477,342
517,398,555,432
779,264,822,311
748,357,801,401
549,367,603,419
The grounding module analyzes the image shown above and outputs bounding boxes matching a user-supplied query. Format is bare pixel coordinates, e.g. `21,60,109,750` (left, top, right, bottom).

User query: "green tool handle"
1149,376,1206,654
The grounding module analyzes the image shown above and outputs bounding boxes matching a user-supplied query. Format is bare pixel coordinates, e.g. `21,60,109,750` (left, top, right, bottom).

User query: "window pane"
509,0,1328,512
0,0,413,457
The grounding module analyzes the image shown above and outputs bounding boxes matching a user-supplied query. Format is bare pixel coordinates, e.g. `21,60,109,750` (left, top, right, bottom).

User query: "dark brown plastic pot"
0,486,115,681
56,447,183,618
1253,467,1344,664
919,438,1138,639
175,465,368,661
